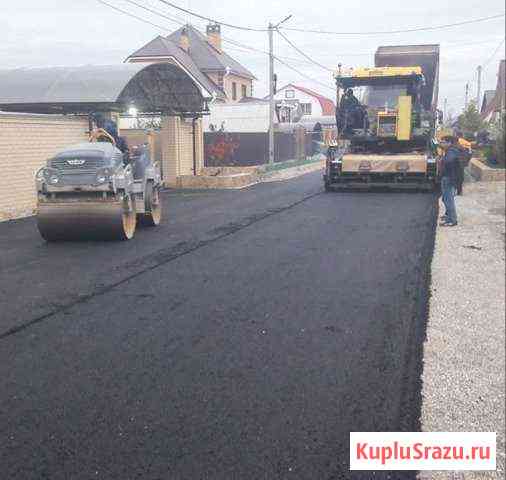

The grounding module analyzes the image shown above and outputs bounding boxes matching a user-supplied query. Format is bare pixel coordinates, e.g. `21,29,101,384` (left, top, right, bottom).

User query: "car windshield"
363,84,407,109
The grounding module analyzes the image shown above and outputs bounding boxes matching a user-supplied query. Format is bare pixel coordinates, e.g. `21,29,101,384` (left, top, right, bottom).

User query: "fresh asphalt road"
0,171,437,479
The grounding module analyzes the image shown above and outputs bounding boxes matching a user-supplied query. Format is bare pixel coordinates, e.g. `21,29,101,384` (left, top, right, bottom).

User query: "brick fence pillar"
160,115,180,187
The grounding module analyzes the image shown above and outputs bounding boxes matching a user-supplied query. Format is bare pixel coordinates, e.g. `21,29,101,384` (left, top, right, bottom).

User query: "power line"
123,0,187,25
276,29,333,72
99,0,335,68
99,1,502,64
122,0,368,60
99,1,264,54
274,55,335,93
279,13,505,35
443,37,505,48
120,0,264,54
96,0,171,31
482,37,505,68
153,0,268,31
97,0,499,102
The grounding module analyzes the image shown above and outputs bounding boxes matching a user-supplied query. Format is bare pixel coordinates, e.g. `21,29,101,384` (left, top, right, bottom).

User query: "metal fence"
204,126,336,167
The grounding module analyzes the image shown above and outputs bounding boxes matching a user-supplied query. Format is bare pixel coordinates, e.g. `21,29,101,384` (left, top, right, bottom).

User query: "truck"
324,44,440,190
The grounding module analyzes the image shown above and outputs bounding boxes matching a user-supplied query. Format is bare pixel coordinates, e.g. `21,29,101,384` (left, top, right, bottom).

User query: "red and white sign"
350,432,496,471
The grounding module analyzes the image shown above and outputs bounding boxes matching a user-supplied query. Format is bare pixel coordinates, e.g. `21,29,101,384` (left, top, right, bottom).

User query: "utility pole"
268,15,292,165
268,22,275,165
476,65,482,107
443,97,448,123
464,82,469,109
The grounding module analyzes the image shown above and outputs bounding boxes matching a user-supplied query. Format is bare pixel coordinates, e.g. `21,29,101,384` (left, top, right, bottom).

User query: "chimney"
206,23,221,52
179,26,190,53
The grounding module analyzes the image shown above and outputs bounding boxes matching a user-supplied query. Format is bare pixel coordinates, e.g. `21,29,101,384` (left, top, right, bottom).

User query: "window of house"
217,72,224,89
285,90,295,99
241,84,247,98
232,82,237,100
300,103,312,115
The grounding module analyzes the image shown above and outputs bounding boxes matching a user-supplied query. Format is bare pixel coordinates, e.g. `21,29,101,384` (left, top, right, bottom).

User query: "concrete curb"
258,159,325,183
169,160,325,190
171,172,257,189
469,157,506,182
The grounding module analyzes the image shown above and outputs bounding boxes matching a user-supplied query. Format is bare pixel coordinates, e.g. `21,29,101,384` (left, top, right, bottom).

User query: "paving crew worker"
339,88,361,132
92,113,130,162
340,88,360,107
439,136,464,227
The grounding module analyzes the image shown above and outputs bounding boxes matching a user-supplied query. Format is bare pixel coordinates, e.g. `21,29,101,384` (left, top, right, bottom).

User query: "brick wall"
0,114,88,221
160,116,204,186
179,120,195,176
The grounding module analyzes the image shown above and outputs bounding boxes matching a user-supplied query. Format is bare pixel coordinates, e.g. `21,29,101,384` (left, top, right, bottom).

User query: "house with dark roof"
269,83,336,123
481,59,505,122
481,90,496,115
126,23,256,104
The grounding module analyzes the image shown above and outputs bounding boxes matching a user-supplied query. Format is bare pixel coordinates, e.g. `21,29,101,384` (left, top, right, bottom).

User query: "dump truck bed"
375,44,440,112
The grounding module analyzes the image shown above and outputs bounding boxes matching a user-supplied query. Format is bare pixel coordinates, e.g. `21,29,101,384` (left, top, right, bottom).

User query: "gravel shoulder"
420,180,506,479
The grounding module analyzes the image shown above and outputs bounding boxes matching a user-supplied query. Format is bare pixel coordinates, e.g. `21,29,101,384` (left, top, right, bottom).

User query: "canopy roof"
0,63,210,115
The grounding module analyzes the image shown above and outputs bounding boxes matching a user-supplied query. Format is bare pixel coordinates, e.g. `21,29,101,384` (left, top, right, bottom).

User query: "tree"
490,112,505,166
457,101,485,140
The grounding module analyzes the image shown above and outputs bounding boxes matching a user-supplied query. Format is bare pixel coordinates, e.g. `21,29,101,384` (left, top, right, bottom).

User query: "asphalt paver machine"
325,44,441,190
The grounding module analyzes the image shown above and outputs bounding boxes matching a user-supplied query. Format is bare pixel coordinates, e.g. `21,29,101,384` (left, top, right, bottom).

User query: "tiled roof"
126,35,224,99
166,25,256,80
127,25,256,96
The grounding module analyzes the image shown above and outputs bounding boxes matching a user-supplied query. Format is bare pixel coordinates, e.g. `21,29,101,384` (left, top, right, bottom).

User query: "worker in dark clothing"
91,112,130,160
439,136,463,226
338,88,361,133
92,113,119,142
339,88,360,110
339,88,368,132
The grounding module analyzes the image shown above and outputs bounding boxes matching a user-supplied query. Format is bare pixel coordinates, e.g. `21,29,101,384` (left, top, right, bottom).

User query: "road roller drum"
37,195,136,241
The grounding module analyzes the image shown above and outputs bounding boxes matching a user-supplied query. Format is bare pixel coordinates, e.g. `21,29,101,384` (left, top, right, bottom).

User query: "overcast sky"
1,0,504,116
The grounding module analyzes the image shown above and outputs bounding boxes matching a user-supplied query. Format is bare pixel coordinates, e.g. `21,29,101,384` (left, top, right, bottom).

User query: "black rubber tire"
139,182,162,227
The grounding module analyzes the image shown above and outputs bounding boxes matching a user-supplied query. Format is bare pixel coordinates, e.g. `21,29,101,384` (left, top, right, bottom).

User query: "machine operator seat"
130,144,151,181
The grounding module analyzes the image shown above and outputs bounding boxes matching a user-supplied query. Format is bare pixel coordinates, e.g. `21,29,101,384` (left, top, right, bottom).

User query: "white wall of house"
203,103,272,132
273,86,324,119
